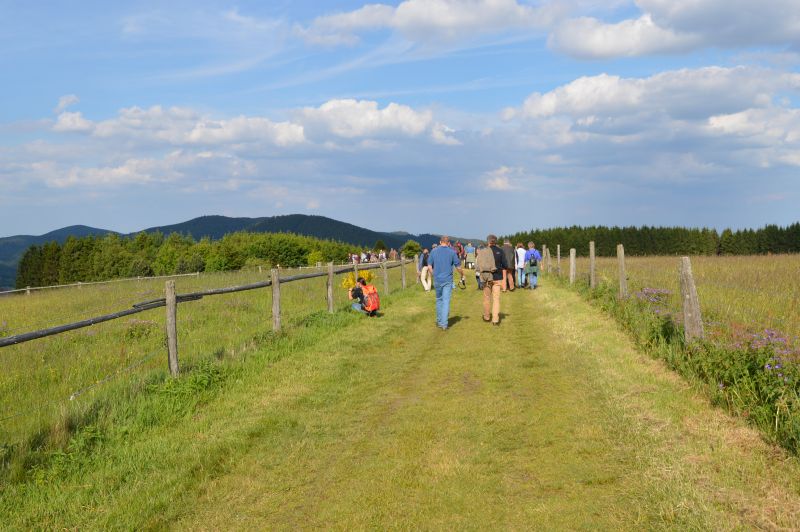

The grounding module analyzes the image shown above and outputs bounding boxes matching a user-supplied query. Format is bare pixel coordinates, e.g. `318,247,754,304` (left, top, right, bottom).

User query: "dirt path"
172,282,800,530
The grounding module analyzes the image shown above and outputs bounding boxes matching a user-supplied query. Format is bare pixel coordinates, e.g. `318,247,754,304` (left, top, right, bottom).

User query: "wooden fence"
0,259,414,376
546,242,704,343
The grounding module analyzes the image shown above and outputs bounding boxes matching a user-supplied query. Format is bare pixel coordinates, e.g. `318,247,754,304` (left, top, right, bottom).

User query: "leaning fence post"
326,262,335,314
589,241,596,288
165,280,179,376
557,245,561,275
381,262,390,295
541,245,547,274
680,257,704,341
401,258,407,289
271,268,281,332
414,254,420,284
569,248,576,285
617,244,628,298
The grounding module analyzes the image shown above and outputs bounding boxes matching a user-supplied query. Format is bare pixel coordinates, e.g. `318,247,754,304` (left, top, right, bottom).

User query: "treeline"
505,223,800,257
15,231,358,288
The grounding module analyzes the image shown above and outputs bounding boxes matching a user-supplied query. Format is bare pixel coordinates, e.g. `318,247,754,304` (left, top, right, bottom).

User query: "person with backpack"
349,277,380,316
427,236,465,330
476,234,508,325
418,248,432,291
524,241,542,290
501,239,516,291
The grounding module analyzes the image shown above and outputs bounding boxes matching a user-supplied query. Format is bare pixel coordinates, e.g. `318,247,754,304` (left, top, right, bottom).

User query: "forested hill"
1,214,475,289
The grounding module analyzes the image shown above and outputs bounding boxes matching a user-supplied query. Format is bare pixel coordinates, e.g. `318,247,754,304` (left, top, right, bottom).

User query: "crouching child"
348,277,380,316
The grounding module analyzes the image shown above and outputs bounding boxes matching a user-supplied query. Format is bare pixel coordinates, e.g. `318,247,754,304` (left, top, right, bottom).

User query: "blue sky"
1,0,799,238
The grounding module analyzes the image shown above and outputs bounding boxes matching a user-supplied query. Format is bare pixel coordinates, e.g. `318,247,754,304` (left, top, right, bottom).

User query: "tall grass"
548,254,800,452
0,262,415,474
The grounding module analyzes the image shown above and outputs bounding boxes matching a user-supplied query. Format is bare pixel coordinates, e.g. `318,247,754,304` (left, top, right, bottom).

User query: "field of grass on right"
573,254,800,352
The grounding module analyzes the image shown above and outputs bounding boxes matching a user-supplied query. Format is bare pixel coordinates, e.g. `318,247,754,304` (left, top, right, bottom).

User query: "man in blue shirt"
427,236,465,330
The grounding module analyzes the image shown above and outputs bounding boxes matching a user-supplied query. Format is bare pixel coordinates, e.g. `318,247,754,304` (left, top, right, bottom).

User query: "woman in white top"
515,243,527,288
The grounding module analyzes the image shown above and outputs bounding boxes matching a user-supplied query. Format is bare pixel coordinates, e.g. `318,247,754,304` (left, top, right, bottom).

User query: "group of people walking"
418,235,542,330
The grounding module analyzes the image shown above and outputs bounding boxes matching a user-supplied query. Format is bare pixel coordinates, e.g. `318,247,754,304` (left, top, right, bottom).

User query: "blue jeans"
529,273,538,288
351,302,367,314
434,281,453,328
517,267,526,287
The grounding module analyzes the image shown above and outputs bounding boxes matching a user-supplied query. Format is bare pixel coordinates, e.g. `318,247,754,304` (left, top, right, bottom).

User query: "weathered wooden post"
271,268,281,332
547,248,552,273
326,262,335,314
569,249,576,285
381,262,390,295
589,241,596,289
258,265,262,274
165,280,179,376
680,257,704,341
400,258,407,289
26,286,30,296
617,244,628,298
557,245,561,275
414,254,420,284
542,245,547,273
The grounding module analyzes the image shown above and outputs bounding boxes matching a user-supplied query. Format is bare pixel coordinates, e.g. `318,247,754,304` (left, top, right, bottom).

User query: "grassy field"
0,262,412,455
2,280,800,528
567,254,800,352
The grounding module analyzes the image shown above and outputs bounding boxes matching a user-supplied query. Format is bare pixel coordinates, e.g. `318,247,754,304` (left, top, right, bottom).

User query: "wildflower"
778,373,784,378
765,363,773,370
718,383,725,390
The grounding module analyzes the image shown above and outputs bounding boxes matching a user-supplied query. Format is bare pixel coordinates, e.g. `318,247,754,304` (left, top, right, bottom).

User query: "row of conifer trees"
504,223,800,257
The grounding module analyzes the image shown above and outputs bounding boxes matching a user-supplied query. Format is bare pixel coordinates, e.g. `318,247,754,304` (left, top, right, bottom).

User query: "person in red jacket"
348,277,380,316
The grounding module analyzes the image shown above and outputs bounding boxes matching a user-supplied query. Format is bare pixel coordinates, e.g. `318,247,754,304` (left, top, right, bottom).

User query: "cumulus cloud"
551,0,800,58
299,99,459,144
484,166,523,190
297,0,556,46
52,112,94,132
54,94,80,113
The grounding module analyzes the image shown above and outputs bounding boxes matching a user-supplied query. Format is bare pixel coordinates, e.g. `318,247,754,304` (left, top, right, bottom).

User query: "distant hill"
0,215,479,289
0,225,115,289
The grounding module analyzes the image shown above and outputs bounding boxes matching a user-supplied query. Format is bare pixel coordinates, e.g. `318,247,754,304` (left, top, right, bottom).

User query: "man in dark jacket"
483,234,508,325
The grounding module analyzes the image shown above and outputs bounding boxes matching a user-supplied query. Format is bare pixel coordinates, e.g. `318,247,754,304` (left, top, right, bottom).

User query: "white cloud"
298,0,556,46
300,99,458,144
484,165,522,190
551,0,800,58
54,94,80,113
52,111,93,132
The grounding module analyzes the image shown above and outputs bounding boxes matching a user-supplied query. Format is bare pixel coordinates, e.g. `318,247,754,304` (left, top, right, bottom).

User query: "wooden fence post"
569,249,576,285
546,248,552,273
680,257,704,341
557,245,561,275
326,262,335,314
414,254,420,284
381,262,390,295
271,269,281,332
401,259,407,289
258,265,262,274
165,280,179,376
589,241,596,289
617,244,628,298
26,286,30,296
542,246,548,273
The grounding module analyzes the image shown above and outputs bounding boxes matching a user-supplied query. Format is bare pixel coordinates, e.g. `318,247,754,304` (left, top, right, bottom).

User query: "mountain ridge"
0,215,478,289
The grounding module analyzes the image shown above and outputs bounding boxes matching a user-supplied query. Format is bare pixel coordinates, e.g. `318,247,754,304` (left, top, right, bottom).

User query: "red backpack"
361,284,380,314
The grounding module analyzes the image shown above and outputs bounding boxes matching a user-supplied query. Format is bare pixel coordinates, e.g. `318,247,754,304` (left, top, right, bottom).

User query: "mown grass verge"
551,274,800,454
0,290,406,493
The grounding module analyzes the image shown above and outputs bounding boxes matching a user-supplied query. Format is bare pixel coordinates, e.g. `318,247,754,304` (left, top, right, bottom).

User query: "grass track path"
172,282,800,530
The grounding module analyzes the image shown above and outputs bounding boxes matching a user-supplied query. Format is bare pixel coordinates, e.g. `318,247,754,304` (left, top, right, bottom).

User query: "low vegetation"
551,254,800,453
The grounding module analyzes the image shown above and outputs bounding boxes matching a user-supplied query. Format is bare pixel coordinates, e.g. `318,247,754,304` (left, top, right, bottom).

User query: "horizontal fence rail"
0,260,407,349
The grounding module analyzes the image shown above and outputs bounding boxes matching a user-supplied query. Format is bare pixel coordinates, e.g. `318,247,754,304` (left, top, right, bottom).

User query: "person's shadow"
448,315,468,327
